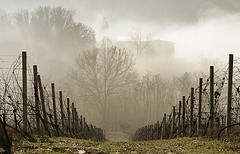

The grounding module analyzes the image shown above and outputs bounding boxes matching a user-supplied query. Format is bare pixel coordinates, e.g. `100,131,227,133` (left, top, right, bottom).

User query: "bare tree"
173,72,193,97
72,38,135,128
130,30,153,54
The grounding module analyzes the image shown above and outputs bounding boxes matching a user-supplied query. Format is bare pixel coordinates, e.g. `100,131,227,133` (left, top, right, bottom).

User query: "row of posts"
133,54,234,140
21,51,105,141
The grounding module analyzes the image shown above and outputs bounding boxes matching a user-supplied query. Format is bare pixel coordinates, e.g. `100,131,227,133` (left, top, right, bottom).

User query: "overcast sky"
1,0,240,21
1,0,240,59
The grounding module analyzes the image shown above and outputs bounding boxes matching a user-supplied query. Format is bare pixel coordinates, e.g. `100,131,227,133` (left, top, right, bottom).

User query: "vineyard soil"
2,134,240,153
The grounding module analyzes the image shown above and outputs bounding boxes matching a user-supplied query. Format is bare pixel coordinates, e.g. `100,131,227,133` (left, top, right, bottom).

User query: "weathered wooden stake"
210,66,214,132
159,122,162,139
150,125,153,140
38,75,48,131
147,125,150,140
75,110,79,133
72,103,75,133
22,51,28,132
172,106,176,138
178,101,181,136
80,115,83,131
190,88,194,136
198,78,202,136
162,113,166,139
83,117,86,133
51,83,57,126
227,54,233,134
74,107,77,132
59,91,64,130
182,96,186,136
67,98,71,134
156,120,160,139
33,65,40,132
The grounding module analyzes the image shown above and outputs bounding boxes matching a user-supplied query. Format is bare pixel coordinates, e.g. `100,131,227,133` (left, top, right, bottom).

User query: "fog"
0,0,240,132
1,0,240,68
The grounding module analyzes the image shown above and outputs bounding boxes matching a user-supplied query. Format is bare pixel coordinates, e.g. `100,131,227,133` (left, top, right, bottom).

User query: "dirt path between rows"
105,131,130,142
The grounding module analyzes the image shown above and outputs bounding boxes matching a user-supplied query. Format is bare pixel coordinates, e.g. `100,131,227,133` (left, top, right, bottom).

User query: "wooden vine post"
178,101,181,136
162,113,166,139
51,83,57,126
72,103,75,133
227,54,233,134
67,98,71,134
59,91,65,130
190,88,194,136
38,75,49,132
182,96,186,136
210,66,214,133
33,65,40,132
22,51,28,132
172,106,176,138
198,78,202,136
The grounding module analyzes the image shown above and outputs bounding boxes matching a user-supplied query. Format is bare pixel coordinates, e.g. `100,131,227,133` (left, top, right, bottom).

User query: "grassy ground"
1,135,239,153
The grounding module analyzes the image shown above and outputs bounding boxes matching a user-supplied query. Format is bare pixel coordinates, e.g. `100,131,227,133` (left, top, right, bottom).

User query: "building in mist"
115,40,175,57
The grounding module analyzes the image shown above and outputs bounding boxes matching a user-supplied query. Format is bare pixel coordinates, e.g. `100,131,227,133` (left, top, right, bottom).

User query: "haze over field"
1,0,240,60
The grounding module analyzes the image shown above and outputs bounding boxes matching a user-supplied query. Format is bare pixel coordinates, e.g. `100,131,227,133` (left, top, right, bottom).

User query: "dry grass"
0,135,238,153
